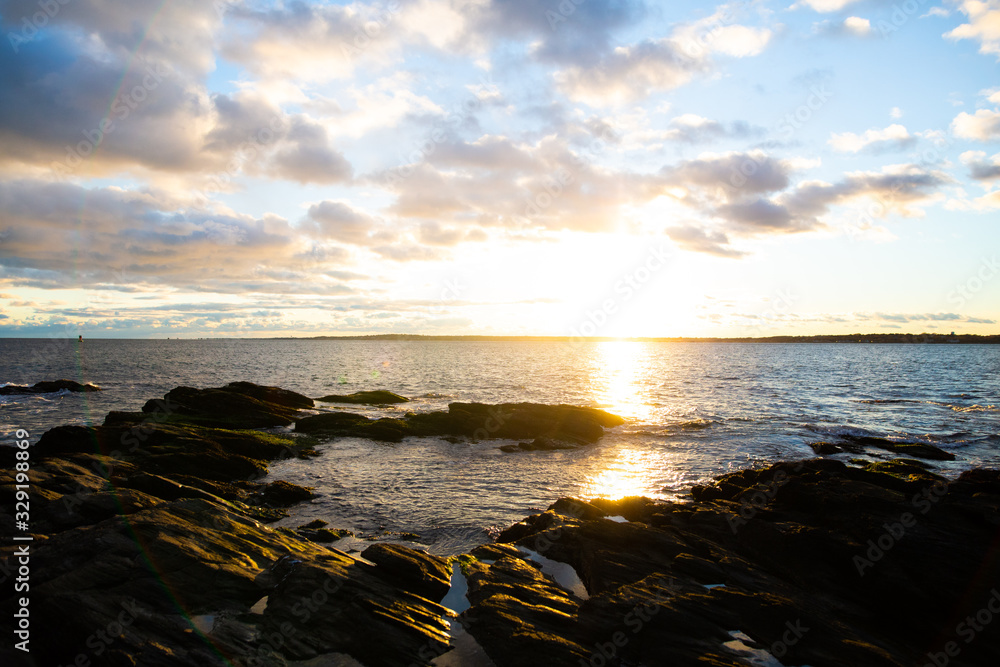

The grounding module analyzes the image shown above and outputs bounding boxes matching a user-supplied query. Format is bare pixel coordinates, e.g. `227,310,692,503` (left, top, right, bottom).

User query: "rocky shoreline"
2,382,999,666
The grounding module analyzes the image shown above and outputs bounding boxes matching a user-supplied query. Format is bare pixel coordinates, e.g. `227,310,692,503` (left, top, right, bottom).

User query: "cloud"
666,225,746,258
952,108,1000,140
371,133,650,233
1,0,223,75
556,39,708,105
658,154,951,248
0,37,355,185
945,0,1000,58
476,0,647,66
657,115,764,144
792,0,863,12
857,312,996,324
843,16,872,36
0,179,369,295
815,16,873,37
921,7,951,19
269,118,353,184
660,151,793,196
960,150,1000,180
828,124,917,153
555,6,772,105
305,201,376,245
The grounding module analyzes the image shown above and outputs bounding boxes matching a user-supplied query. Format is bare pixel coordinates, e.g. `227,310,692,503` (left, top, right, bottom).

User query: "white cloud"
792,0,863,12
921,7,952,18
945,0,1000,58
890,107,904,119
843,16,871,36
828,124,916,152
952,108,1000,140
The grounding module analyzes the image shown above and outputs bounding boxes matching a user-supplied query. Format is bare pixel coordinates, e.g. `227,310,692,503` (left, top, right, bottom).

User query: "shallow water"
2,339,998,553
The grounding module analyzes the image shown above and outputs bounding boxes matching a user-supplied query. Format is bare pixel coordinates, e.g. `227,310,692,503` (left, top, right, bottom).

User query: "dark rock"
296,402,625,446
258,480,316,506
360,543,452,601
464,459,1000,667
297,527,353,543
141,382,311,428
260,550,451,665
518,436,579,451
0,379,101,395
463,555,589,666
447,402,624,443
316,390,410,404
809,441,843,455
841,434,956,461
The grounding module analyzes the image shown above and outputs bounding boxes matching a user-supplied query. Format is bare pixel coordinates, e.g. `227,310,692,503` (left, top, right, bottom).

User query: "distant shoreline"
3,333,999,343
272,333,1000,344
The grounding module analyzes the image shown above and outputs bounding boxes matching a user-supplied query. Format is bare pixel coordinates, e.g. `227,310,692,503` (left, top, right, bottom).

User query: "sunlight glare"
581,447,657,500
589,341,655,422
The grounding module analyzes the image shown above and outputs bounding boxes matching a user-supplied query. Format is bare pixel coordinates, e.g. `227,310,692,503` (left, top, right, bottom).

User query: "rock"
463,555,589,666
464,459,1000,666
0,379,101,395
316,390,411,404
809,441,843,455
360,543,453,601
295,402,625,446
446,402,624,444
518,436,579,451
258,480,316,506
260,550,451,665
141,382,312,428
840,434,956,461
0,496,455,667
297,527,353,543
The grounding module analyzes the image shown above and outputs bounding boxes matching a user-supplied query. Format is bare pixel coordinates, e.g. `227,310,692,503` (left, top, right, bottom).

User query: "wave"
855,399,997,413
674,419,715,430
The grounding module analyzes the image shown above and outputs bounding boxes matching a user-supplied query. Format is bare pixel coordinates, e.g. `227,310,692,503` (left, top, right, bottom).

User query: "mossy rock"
316,390,410,405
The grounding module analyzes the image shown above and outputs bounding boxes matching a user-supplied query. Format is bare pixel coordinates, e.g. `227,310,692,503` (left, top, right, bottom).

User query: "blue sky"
0,0,997,337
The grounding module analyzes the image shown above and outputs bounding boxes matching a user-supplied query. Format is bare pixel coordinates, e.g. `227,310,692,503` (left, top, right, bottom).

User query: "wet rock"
840,434,956,461
809,441,843,455
463,555,589,666
360,543,452,601
316,390,410,404
466,459,1000,667
0,379,101,395
258,480,316,506
295,402,625,445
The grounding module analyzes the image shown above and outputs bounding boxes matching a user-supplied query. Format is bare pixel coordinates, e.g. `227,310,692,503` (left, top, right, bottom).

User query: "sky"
0,0,998,339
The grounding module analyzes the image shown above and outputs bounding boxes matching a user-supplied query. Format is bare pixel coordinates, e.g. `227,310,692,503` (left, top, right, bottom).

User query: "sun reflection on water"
581,447,664,500
589,341,656,422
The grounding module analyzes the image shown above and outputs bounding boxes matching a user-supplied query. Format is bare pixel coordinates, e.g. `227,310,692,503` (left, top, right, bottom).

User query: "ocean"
2,338,998,554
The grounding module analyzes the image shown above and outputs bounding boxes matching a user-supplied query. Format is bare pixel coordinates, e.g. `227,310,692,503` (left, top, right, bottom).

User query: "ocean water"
2,338,998,554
